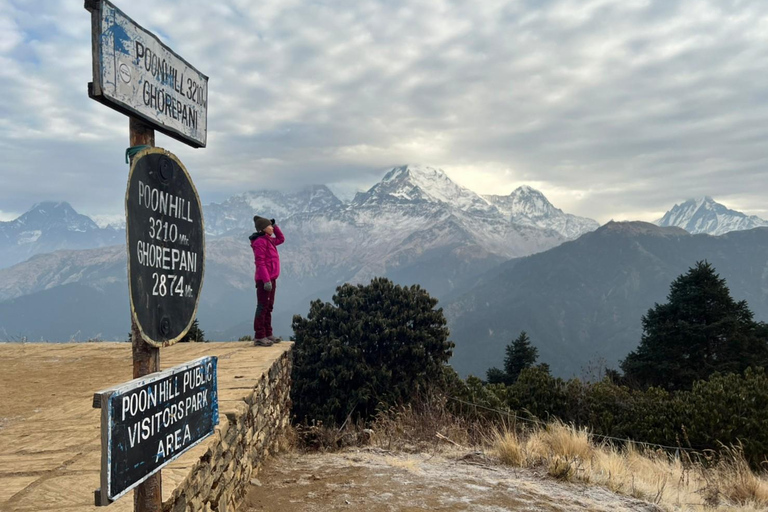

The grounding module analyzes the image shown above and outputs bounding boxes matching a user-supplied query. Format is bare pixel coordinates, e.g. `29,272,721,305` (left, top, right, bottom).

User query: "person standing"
249,216,285,346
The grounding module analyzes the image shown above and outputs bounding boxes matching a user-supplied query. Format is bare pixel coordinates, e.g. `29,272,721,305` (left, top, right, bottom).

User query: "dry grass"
489,424,768,511
368,396,484,453
292,399,768,511
490,427,525,466
541,421,593,461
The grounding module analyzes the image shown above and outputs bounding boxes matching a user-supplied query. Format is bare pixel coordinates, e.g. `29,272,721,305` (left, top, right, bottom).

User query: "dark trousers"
254,279,276,339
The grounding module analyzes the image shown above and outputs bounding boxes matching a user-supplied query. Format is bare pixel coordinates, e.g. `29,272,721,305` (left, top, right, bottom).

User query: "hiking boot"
253,337,273,347
267,335,282,343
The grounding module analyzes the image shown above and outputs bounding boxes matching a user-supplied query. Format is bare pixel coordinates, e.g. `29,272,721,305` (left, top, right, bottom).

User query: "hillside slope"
446,223,768,378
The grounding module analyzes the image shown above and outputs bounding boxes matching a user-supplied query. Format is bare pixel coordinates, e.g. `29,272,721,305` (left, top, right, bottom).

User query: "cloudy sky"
1,0,766,224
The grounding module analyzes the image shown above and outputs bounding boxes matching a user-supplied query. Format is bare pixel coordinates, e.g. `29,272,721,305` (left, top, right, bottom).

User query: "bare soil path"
244,448,661,511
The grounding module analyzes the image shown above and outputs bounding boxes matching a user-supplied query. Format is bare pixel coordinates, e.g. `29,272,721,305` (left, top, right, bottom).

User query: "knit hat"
253,215,271,232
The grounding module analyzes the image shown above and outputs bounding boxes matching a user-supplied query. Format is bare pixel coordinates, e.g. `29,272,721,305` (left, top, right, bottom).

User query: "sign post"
128,119,161,512
94,357,219,504
86,0,208,148
85,1,209,509
126,146,205,347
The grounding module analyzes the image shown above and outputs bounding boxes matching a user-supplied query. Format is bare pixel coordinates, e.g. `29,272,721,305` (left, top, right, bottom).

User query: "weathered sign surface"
127,148,205,347
86,0,208,148
94,356,219,504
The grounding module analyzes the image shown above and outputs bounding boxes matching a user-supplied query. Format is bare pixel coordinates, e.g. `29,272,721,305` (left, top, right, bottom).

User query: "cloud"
0,0,766,223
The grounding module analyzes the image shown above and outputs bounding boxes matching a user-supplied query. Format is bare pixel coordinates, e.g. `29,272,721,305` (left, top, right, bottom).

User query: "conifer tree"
486,331,539,385
181,318,205,343
621,261,768,390
291,278,454,424
505,331,538,381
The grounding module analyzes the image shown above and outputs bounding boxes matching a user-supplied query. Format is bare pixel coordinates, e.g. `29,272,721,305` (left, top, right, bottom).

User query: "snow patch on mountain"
17,230,42,245
91,214,126,230
655,197,768,236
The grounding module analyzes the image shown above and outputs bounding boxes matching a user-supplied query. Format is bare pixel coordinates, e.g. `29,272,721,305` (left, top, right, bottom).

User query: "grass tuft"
490,427,525,466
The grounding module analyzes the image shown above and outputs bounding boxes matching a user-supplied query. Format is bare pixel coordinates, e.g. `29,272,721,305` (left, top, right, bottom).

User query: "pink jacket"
251,225,284,282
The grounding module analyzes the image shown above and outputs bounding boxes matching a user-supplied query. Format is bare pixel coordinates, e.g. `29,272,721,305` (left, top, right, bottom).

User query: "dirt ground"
0,343,135,431
244,448,662,512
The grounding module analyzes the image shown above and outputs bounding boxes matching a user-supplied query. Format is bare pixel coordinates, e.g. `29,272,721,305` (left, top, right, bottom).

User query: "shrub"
291,278,454,425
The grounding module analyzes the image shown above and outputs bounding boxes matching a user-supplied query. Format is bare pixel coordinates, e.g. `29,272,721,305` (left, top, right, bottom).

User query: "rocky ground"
244,448,662,511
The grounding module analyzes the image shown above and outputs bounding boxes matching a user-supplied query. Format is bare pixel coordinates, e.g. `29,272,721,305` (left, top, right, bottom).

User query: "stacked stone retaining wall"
163,348,292,512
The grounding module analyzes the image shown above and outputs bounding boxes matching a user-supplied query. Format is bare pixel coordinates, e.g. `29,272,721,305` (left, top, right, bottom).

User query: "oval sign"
126,148,205,347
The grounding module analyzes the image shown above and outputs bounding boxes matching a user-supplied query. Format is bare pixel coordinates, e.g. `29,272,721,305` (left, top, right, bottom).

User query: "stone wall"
162,348,292,512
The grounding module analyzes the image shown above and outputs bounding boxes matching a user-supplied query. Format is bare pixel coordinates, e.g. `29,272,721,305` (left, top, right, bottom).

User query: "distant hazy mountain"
0,165,587,342
0,202,122,268
655,197,768,236
484,185,599,239
204,185,343,237
446,222,768,378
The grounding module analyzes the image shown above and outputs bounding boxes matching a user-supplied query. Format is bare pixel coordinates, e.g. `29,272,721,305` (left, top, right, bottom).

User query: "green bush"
468,368,768,467
291,278,454,425
682,367,768,466
507,365,569,421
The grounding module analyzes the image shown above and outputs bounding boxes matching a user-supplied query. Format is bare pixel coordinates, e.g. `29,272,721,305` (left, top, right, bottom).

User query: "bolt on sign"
93,357,219,505
127,148,205,346
85,0,208,148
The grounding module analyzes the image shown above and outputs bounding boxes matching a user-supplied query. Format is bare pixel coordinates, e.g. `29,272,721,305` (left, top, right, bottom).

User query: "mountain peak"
381,164,446,182
513,184,540,195
484,187,599,240
14,202,98,232
656,197,768,236
354,165,494,213
0,202,120,267
29,201,76,213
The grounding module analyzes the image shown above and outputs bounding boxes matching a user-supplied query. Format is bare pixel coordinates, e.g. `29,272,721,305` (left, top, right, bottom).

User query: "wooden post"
129,116,162,512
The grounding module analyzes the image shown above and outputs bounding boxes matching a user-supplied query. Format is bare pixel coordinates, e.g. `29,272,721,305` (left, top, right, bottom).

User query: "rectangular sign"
93,356,218,504
86,0,208,148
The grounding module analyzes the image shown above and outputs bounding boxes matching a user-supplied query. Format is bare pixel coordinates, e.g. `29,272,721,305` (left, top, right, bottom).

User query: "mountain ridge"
0,201,122,269
655,196,768,236
0,165,585,342
446,222,768,378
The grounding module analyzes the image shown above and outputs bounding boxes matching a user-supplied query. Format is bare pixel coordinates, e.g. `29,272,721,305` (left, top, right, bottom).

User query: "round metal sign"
126,148,205,347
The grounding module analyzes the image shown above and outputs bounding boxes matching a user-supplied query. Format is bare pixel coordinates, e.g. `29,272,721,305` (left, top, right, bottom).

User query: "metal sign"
93,357,219,505
86,0,208,148
127,148,205,347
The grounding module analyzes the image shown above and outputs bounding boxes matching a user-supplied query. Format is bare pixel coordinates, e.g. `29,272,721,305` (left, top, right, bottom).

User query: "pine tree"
505,331,538,381
486,331,539,384
181,319,205,343
291,278,454,425
621,261,768,391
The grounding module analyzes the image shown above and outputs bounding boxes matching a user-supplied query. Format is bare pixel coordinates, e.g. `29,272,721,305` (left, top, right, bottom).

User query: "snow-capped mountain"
353,165,496,215
0,202,122,268
202,166,590,277
655,197,768,236
204,185,343,236
484,186,599,239
0,165,590,341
